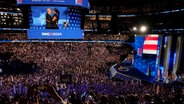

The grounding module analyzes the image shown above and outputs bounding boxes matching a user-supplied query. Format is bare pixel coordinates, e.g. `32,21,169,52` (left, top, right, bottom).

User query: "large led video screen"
16,0,89,9
132,34,160,76
28,6,84,39
30,6,69,29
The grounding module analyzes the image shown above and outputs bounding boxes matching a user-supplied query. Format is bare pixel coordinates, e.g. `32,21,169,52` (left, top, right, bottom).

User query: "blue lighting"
173,53,176,65
117,14,136,17
160,66,164,74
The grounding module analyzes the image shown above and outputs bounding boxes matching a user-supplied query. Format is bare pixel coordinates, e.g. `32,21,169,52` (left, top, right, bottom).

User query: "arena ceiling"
1,0,184,14
0,0,16,5
0,0,184,33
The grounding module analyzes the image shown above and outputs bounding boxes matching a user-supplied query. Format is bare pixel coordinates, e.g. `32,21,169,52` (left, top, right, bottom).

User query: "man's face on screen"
47,8,52,14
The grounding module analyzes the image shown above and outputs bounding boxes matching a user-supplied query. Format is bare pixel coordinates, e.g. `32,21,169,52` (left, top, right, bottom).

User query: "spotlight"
133,27,137,31
140,25,147,32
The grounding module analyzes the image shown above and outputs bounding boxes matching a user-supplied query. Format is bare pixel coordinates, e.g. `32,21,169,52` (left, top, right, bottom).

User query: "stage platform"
109,62,155,82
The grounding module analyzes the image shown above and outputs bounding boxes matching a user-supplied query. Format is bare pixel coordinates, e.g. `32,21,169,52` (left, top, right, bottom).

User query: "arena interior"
0,0,183,104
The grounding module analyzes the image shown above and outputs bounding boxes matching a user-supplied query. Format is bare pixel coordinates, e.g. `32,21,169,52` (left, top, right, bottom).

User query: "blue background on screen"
27,29,84,39
31,6,68,28
16,0,90,9
28,6,83,39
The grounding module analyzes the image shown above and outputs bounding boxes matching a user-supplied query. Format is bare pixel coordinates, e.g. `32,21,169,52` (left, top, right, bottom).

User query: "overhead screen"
16,0,89,39
30,6,69,29
28,6,84,39
16,0,89,9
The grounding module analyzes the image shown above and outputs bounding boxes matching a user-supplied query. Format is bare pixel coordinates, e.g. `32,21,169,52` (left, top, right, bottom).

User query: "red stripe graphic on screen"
76,0,82,5
143,35,159,54
143,45,158,50
146,37,158,41
17,0,22,3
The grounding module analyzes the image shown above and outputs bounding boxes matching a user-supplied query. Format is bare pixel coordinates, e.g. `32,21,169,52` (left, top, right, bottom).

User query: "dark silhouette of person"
52,8,60,29
45,8,54,29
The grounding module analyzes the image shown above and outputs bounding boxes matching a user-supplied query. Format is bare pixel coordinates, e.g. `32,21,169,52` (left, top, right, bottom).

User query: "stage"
109,62,155,82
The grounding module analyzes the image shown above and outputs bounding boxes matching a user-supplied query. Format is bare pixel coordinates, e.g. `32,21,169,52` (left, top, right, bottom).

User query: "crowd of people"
84,34,131,41
89,0,184,14
84,16,97,32
84,20,110,33
0,42,183,104
0,32,27,40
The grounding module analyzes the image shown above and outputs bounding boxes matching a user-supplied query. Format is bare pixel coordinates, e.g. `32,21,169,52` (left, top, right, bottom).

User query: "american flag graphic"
76,0,82,5
17,0,22,3
143,35,159,54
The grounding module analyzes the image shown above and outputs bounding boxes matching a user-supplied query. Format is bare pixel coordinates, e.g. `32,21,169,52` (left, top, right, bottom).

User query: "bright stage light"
133,27,137,31
140,25,147,32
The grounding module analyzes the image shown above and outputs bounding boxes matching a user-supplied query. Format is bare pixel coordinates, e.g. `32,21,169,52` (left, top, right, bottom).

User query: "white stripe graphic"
144,40,158,45
148,35,159,37
143,35,159,54
143,50,157,54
